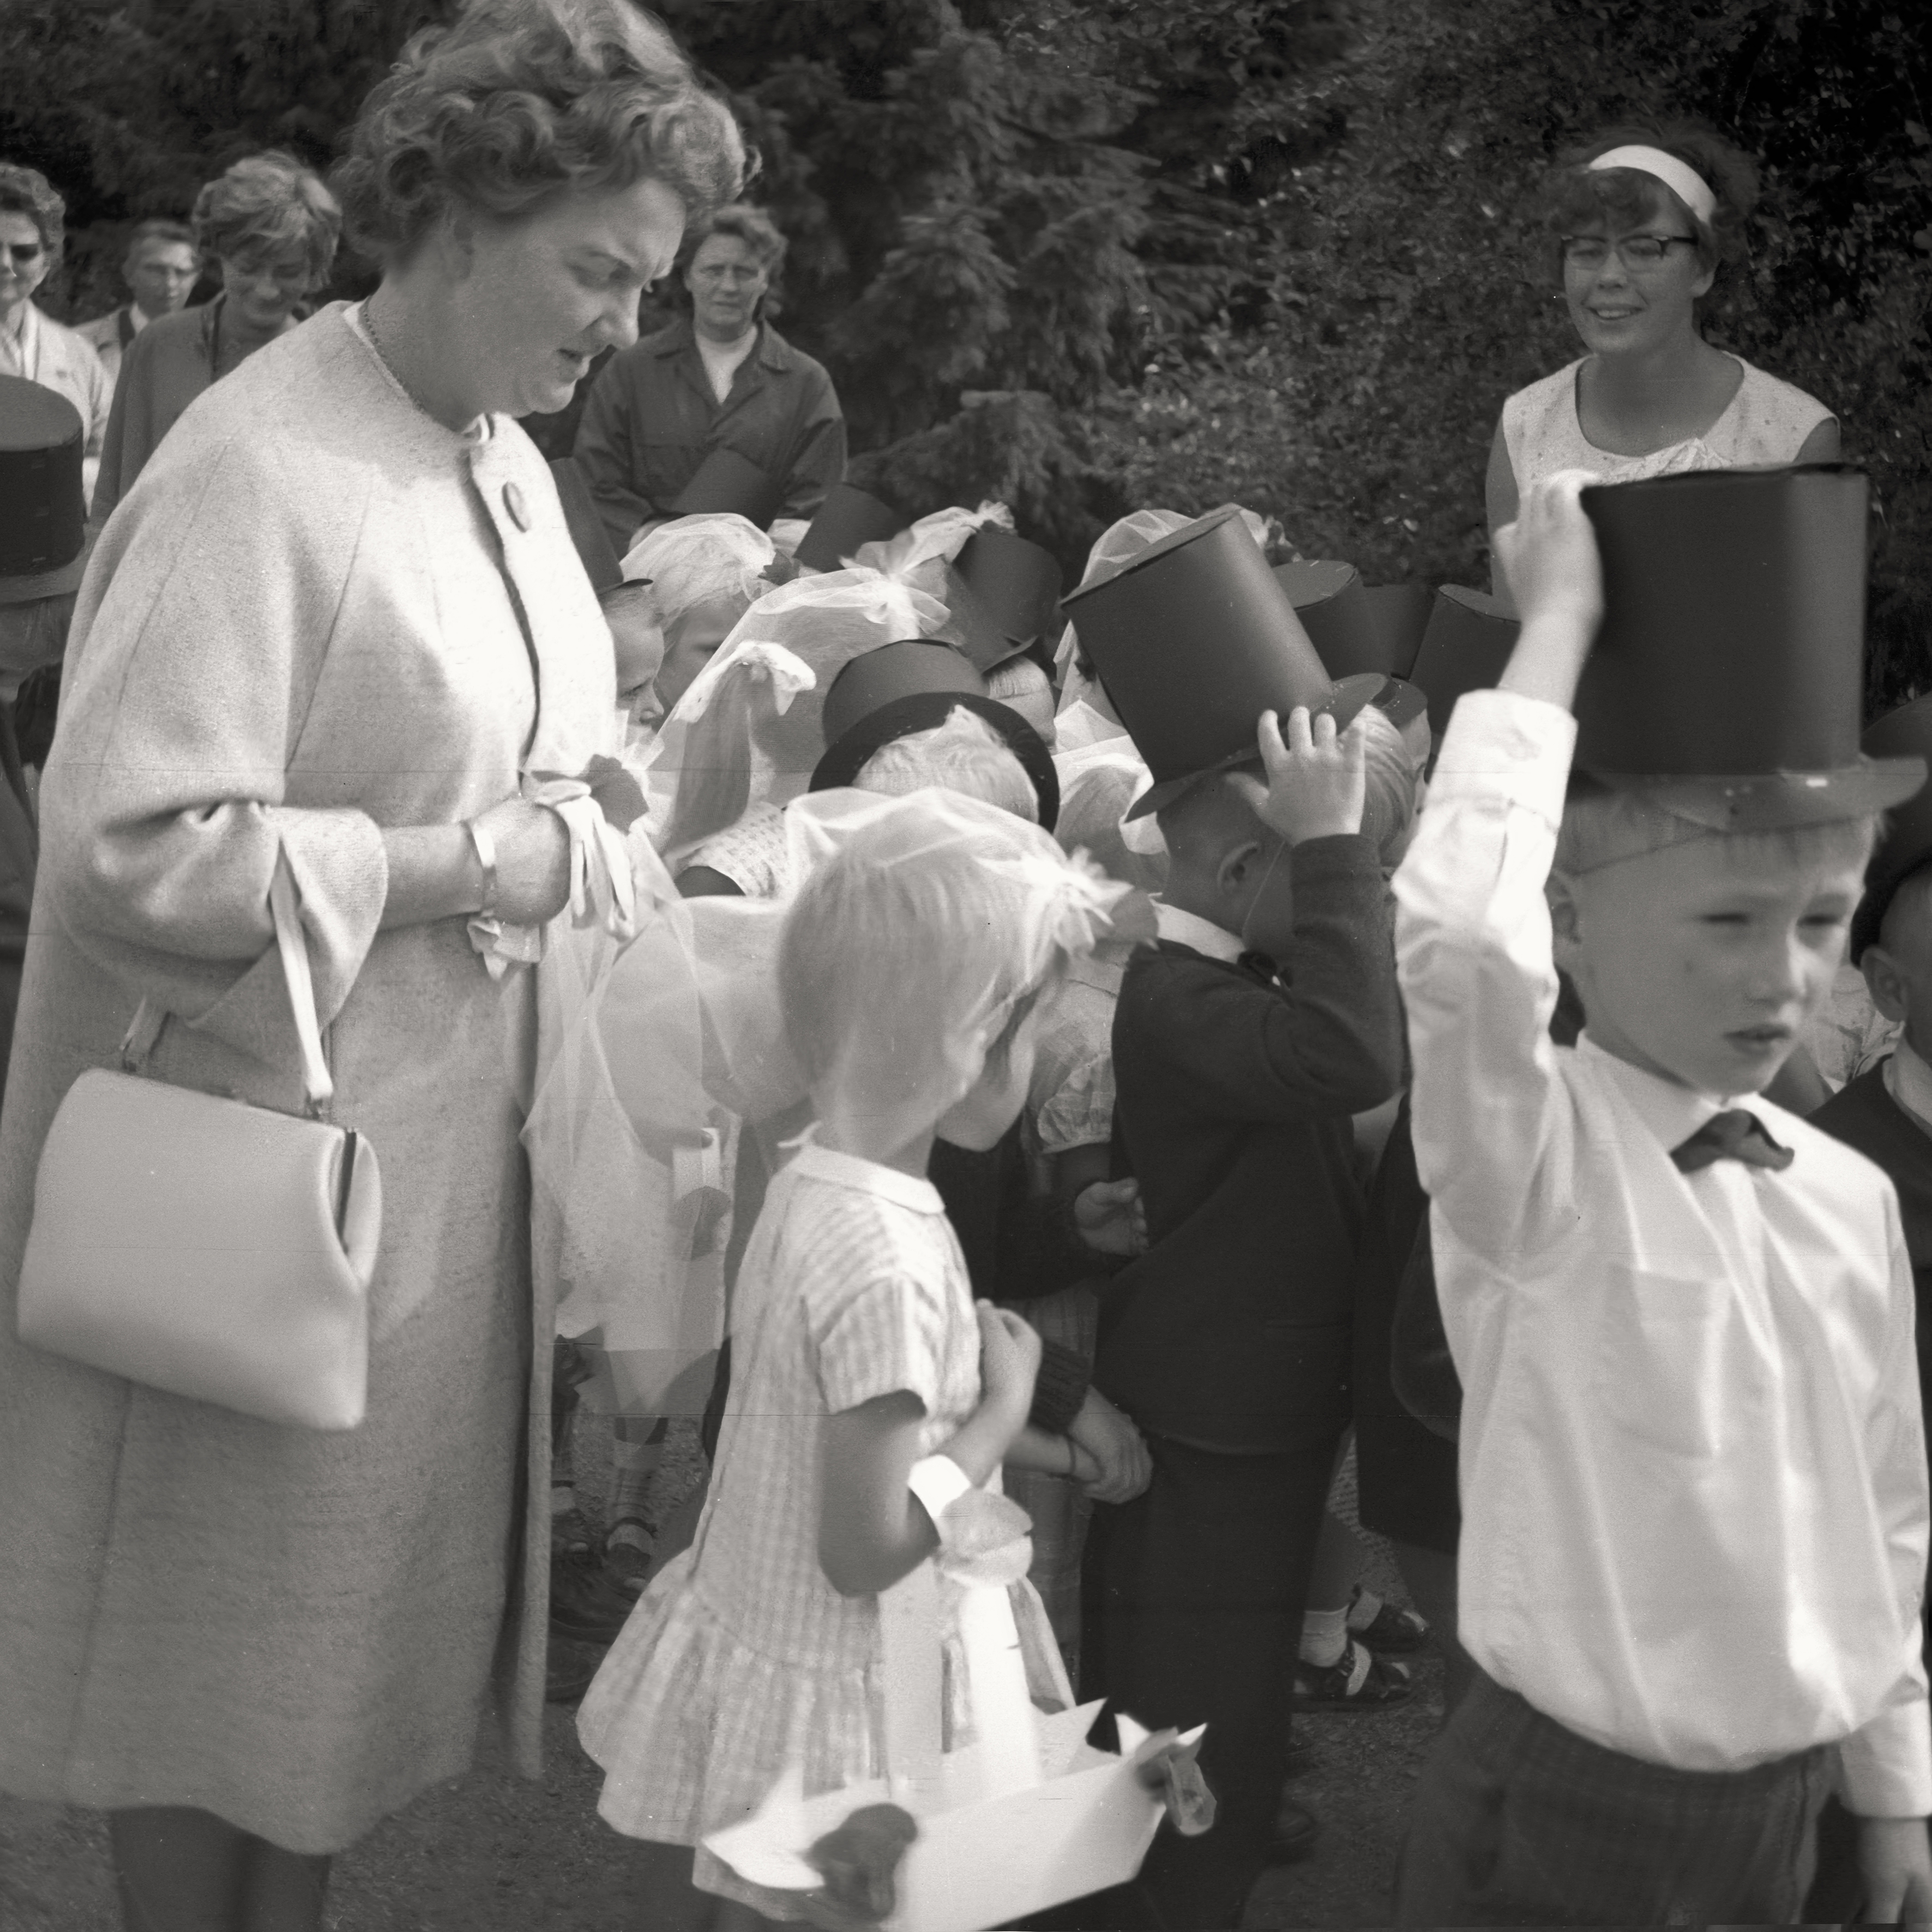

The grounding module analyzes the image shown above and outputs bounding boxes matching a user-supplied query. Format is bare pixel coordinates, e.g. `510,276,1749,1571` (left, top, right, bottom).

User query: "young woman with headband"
1485,121,1839,570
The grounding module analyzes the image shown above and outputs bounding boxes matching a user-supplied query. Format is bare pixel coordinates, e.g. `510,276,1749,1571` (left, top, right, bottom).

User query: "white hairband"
1587,145,1717,225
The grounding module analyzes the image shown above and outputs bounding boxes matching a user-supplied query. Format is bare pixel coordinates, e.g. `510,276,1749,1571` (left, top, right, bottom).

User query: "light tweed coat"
0,303,616,1852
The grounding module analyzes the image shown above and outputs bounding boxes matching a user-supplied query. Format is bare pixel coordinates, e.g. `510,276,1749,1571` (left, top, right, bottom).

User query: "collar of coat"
645,314,802,376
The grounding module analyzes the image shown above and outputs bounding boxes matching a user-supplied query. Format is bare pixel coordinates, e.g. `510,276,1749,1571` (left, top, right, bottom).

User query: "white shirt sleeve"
1392,688,1582,1265
1838,1197,1932,1817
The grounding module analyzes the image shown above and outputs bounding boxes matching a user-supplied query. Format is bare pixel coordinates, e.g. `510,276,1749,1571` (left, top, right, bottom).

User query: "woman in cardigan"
1486,121,1838,580
89,151,343,528
0,4,741,1928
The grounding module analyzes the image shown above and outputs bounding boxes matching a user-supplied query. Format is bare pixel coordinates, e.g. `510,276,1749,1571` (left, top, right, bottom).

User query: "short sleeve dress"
577,1138,1069,1916
1501,352,1832,490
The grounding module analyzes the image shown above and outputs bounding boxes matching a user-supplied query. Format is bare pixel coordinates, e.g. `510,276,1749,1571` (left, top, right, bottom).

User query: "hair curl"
334,0,745,264
1537,117,1760,281
0,162,65,267
192,152,342,286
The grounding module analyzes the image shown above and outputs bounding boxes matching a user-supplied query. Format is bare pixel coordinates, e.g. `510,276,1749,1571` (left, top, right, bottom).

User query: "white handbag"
16,855,382,1429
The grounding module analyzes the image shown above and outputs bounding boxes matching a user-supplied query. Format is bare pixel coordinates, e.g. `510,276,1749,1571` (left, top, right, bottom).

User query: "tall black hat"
1,376,87,606
808,637,1059,830
668,446,783,527
1062,507,1383,819
1575,465,1923,828
1275,561,1429,737
948,528,1064,676
548,457,624,595
1274,560,1389,680
1849,695,1932,960
1359,583,1435,682
795,483,906,574
1407,585,1521,745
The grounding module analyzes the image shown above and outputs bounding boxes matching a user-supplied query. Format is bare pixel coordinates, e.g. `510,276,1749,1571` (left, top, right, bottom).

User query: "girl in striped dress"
578,790,1123,1927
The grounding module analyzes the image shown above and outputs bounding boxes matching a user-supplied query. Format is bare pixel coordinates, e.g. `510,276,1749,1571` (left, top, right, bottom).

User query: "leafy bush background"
4,0,1928,703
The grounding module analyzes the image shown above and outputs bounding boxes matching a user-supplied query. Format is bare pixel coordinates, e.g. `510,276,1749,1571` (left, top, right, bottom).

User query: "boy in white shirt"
1391,468,1932,1925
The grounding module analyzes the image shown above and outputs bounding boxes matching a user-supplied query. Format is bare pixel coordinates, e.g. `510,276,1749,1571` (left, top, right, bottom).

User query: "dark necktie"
1670,1109,1795,1176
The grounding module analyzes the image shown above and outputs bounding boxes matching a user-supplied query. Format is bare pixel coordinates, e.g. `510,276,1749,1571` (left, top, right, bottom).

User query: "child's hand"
976,1303,1042,1424
1494,469,1604,639
1235,706,1368,846
1068,1388,1153,1504
1073,1177,1148,1257
1857,1815,1932,1924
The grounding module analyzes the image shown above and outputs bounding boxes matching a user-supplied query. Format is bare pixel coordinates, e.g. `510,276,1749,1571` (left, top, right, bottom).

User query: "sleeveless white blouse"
1502,352,1832,490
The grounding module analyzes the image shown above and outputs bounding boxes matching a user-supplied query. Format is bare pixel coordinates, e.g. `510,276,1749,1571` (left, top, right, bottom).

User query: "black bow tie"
1671,1109,1795,1176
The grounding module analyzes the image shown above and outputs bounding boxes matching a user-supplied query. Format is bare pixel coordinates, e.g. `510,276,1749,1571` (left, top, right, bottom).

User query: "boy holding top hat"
1391,465,1932,1925
1068,509,1410,1929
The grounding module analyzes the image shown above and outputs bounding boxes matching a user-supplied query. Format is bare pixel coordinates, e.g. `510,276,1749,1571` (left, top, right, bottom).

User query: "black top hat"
1273,560,1395,681
1851,694,1932,959
1359,583,1435,682
795,483,906,574
667,446,783,527
1,376,87,606
1575,466,1924,829
809,637,1060,830
1407,585,1521,745
948,528,1064,676
548,457,625,595
1064,508,1383,820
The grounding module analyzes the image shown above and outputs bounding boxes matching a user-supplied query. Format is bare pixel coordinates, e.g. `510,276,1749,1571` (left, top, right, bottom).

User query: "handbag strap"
119,851,334,1115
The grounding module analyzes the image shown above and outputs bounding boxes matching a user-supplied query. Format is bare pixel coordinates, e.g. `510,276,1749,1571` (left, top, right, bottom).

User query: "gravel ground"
1,1424,1440,1931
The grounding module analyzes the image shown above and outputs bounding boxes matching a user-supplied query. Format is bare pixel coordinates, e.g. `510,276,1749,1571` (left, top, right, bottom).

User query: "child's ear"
1862,943,1912,1026
1548,869,1585,975
1217,839,1265,897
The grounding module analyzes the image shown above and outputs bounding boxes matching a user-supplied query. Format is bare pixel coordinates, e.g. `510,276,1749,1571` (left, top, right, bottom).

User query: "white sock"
1300,1605,1349,1670
551,1482,577,1520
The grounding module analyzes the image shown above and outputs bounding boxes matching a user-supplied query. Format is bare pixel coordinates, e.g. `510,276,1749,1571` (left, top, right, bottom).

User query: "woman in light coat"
0,3,742,1927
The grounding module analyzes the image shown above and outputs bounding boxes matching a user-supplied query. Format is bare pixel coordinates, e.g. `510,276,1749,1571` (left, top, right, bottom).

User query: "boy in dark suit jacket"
1063,510,1408,1929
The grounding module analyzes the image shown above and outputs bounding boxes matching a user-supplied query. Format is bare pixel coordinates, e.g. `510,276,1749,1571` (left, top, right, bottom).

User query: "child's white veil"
526,788,1126,1415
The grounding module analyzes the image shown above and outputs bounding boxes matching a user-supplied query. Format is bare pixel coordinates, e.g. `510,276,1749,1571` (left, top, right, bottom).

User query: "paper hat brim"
795,483,906,574
810,689,1061,832
1587,756,1928,833
1122,671,1386,821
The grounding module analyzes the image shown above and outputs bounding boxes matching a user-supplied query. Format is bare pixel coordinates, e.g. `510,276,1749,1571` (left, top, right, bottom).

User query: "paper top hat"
669,446,783,528
1575,465,1924,829
1850,694,1932,959
1273,559,1396,681
547,457,624,596
1062,508,1383,819
796,483,907,574
1359,583,1435,681
1406,585,1520,745
810,637,1060,830
948,528,1064,675
1,375,87,605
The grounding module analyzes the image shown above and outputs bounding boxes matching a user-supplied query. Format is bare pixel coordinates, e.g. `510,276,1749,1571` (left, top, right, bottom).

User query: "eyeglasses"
3,242,45,266
1561,234,1699,271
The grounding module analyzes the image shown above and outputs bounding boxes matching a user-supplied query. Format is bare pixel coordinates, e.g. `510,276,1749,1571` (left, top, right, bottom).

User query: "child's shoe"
1267,1796,1321,1865
1345,1584,1430,1655
605,1516,657,1596
1291,1639,1413,1711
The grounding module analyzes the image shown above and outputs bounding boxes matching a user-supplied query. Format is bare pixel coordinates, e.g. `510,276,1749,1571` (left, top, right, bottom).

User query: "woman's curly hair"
669,201,787,307
1537,117,1760,280
192,152,342,286
334,0,746,264
0,162,66,267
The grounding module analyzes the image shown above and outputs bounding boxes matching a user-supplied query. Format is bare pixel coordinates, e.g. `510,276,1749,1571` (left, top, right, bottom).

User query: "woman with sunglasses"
1485,122,1837,573
0,164,112,505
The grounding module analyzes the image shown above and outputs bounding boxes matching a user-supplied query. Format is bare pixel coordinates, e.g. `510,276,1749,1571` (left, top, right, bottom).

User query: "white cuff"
907,1454,973,1529
1429,687,1577,829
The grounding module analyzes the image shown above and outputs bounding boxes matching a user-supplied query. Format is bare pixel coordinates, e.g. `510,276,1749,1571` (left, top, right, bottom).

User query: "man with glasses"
75,218,201,390
0,163,111,505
